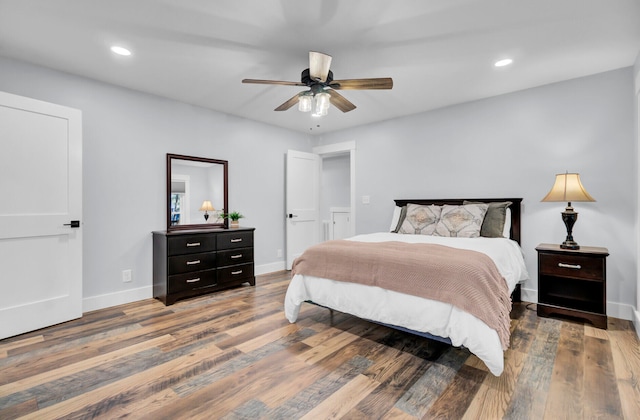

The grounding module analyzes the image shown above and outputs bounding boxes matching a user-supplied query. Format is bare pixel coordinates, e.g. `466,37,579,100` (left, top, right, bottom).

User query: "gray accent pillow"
433,203,488,238
464,201,512,238
397,204,442,235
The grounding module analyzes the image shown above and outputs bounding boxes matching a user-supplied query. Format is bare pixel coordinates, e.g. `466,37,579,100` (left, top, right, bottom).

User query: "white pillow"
503,208,511,238
389,206,402,232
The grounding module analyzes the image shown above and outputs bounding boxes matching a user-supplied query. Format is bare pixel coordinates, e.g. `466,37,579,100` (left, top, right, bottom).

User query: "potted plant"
224,211,244,228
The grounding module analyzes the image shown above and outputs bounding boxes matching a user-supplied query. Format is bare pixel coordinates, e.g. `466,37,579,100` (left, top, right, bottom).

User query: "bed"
284,198,529,376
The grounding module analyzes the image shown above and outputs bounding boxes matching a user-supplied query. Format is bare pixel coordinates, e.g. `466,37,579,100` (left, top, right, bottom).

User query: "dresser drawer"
218,263,254,284
168,268,217,294
539,253,604,281
217,231,253,250
168,251,216,275
217,248,254,267
168,234,216,256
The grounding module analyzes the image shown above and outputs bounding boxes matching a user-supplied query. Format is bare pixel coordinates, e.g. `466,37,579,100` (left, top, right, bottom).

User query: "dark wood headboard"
393,198,522,245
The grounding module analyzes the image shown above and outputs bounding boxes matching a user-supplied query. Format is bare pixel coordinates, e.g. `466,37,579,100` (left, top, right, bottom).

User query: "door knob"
63,220,80,228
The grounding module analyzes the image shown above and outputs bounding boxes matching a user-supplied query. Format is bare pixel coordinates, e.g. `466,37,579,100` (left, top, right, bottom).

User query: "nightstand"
536,243,609,329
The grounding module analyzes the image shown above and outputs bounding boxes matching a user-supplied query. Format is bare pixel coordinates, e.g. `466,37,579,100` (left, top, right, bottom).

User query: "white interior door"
286,150,320,270
0,91,82,340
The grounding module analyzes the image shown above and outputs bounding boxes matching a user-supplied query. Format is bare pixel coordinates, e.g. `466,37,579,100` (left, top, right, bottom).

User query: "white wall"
0,56,311,309
316,68,638,320
1,55,637,321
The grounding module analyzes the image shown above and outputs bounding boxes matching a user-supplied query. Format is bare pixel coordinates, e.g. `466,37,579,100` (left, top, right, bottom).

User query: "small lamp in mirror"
541,172,595,250
199,200,215,221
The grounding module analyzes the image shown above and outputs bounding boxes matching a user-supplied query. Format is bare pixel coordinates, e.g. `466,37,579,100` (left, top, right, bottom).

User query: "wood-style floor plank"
0,271,638,419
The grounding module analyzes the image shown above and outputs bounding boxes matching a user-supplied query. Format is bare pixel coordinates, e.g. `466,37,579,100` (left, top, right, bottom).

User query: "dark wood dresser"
153,227,255,305
536,243,608,329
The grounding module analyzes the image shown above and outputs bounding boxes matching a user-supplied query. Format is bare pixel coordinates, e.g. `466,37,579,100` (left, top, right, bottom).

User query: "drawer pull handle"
231,270,243,275
558,263,581,269
230,238,243,243
231,254,243,259
186,260,201,265
186,242,201,247
186,278,201,283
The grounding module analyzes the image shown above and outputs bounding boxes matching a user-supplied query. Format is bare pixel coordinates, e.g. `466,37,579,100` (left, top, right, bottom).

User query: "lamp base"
560,204,580,250
560,240,580,250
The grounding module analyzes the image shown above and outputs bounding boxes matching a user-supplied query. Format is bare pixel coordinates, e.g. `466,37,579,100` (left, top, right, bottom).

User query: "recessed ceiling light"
494,58,513,67
110,46,132,56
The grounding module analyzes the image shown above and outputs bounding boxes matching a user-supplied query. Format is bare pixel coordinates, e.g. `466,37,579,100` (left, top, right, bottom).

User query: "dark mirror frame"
167,153,229,231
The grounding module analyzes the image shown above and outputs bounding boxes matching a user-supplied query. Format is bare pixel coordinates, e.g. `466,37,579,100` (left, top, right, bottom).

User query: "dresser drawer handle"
231,270,243,275
231,254,243,259
186,260,201,265
230,238,243,243
558,263,581,269
186,242,201,247
186,278,201,283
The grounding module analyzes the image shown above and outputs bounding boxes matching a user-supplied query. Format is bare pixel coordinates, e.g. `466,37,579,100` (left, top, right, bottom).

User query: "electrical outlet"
122,269,132,283
277,249,283,258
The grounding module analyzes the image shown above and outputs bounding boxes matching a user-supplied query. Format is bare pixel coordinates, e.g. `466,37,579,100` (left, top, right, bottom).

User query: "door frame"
312,141,356,238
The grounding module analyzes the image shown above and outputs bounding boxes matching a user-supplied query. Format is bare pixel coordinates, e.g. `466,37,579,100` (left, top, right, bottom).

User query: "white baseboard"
520,286,635,322
82,261,288,313
256,261,286,275
83,286,152,313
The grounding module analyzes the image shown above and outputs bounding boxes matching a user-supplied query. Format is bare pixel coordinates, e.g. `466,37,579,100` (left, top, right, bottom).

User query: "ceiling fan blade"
309,51,332,83
327,90,356,113
330,78,393,90
242,79,305,86
274,93,303,111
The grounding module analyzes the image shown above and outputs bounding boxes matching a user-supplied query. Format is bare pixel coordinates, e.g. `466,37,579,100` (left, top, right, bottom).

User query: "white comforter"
284,232,529,376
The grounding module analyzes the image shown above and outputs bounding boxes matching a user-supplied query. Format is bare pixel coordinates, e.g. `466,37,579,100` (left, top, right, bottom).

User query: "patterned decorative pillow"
397,204,442,235
433,203,488,238
463,201,512,238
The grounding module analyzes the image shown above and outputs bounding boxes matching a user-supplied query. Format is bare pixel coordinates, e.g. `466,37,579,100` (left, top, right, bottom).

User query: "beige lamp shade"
199,200,215,211
541,173,595,203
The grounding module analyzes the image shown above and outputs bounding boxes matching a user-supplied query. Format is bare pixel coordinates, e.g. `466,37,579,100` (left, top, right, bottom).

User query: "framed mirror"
167,153,228,231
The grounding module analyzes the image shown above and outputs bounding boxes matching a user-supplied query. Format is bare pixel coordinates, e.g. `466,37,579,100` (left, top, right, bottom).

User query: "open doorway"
313,141,356,241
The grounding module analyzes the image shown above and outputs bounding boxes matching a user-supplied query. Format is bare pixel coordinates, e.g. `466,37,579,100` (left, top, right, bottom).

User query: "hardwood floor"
1,271,639,419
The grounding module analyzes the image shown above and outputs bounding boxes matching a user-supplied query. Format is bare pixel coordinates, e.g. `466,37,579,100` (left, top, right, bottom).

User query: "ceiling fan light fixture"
298,94,312,112
494,58,513,67
312,92,330,117
110,45,132,56
309,51,332,82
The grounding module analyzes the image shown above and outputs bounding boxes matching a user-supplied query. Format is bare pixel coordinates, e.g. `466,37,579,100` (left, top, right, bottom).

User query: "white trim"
82,261,287,312
83,286,152,312
255,261,286,275
633,310,640,339
313,141,357,237
521,286,537,304
313,140,356,156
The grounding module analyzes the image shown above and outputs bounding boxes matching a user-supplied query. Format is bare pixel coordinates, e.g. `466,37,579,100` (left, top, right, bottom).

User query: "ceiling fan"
242,51,393,116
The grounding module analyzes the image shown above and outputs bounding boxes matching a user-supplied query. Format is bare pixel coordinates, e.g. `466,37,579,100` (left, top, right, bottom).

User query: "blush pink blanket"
291,240,512,350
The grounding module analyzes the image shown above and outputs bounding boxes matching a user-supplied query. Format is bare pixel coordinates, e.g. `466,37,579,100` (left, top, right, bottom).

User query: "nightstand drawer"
539,253,604,281
168,268,217,294
168,251,216,275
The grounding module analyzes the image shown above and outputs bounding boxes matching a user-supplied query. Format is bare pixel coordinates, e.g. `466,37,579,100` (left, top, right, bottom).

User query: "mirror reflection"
167,154,228,230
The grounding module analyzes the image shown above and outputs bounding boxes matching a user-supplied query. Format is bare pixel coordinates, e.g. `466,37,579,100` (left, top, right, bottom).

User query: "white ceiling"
1,0,639,135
